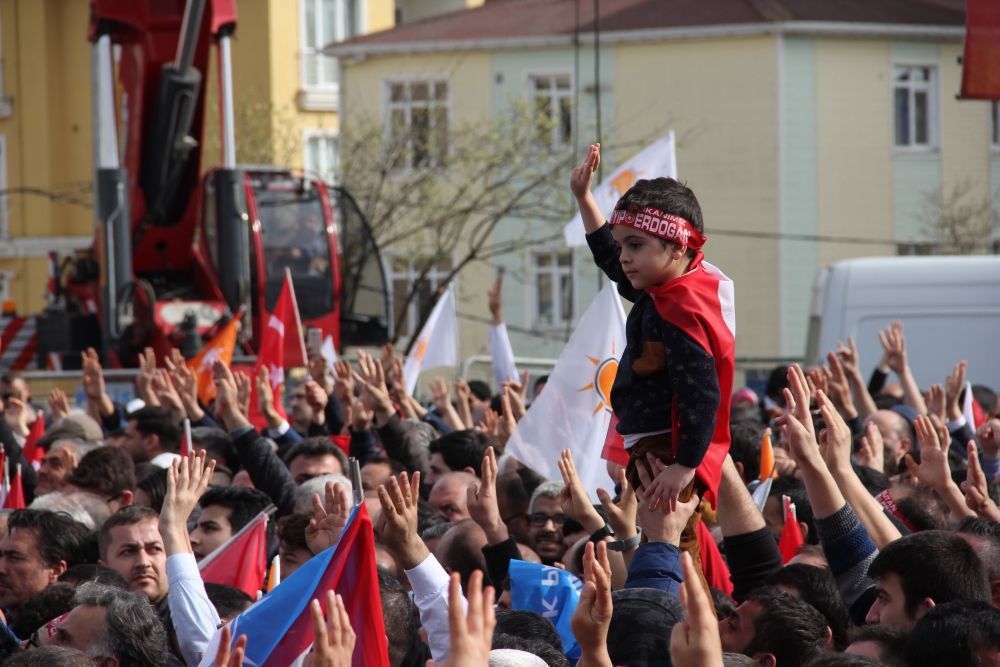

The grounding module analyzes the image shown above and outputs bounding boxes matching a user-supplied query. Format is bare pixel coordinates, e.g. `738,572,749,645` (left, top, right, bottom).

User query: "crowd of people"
0,158,999,667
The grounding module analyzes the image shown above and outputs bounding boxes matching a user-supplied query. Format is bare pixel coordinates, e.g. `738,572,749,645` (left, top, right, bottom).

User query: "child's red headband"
609,205,706,250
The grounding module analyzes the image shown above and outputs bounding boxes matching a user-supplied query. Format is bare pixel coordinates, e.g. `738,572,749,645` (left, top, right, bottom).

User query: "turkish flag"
2,464,26,510
646,252,735,509
21,418,46,470
247,270,304,431
199,511,269,597
778,495,804,564
188,312,241,405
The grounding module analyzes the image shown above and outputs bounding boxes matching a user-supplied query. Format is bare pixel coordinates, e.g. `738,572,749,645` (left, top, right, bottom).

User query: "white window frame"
302,128,339,184
383,76,452,171
299,0,366,111
387,251,457,344
525,70,574,151
528,248,576,331
892,62,939,152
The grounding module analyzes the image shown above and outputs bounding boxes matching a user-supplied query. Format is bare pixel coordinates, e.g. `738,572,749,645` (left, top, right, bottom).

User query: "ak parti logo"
578,338,618,419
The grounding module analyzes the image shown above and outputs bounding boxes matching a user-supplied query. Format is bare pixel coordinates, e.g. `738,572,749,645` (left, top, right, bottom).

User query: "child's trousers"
625,432,715,614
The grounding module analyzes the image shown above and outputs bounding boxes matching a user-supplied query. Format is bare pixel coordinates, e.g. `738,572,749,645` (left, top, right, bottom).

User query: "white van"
806,256,1000,390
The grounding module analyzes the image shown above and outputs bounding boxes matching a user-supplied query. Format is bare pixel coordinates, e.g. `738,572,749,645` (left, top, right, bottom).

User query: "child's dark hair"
616,177,703,257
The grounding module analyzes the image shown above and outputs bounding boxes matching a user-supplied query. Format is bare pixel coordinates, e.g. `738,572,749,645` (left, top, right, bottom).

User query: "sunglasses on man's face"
528,512,567,528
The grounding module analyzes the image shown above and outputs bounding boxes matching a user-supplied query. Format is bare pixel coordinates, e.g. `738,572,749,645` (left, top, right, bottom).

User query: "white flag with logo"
403,285,459,395
563,132,677,247
506,282,627,500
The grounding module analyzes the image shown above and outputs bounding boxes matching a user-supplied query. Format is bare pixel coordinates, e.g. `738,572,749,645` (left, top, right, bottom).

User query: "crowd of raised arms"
0,313,995,667
0,153,999,666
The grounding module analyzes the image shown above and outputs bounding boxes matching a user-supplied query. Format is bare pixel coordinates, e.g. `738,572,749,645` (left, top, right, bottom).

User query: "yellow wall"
814,39,896,267
939,41,992,201
615,36,781,357
367,0,396,34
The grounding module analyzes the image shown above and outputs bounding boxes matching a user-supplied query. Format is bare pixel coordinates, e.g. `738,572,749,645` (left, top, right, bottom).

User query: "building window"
300,0,359,109
893,65,937,149
528,73,572,149
304,131,338,184
385,79,450,169
389,254,454,341
532,250,573,328
992,102,1000,149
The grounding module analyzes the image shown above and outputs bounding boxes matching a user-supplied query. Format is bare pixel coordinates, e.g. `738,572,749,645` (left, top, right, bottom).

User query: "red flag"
778,495,804,564
3,464,26,510
21,418,46,469
248,270,303,431
960,0,1000,99
601,413,629,466
646,253,735,508
697,520,733,597
199,512,268,597
330,434,351,457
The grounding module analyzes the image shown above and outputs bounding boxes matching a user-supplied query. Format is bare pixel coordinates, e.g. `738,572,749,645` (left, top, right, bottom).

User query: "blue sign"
509,561,583,660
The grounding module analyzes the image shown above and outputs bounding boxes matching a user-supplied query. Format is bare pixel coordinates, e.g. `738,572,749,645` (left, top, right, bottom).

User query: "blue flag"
509,561,583,660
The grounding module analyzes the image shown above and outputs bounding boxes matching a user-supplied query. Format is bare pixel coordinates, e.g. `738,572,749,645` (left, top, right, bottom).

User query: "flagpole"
350,458,363,508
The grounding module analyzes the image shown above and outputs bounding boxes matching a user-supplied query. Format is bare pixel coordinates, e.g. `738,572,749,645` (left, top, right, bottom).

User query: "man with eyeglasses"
526,481,569,565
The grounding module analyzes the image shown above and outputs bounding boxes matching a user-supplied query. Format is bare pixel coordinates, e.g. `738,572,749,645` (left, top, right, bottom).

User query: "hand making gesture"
160,451,216,556
670,552,724,667
310,591,357,667
570,541,614,667
306,480,352,554
467,447,507,545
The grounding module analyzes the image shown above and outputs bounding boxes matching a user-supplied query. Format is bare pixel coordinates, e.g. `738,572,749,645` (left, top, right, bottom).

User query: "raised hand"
824,352,857,420
497,387,517,445
47,388,71,423
488,273,504,326
234,371,251,419
978,419,1000,461
634,458,700,543
439,571,495,667
374,472,429,570
855,421,885,473
467,447,507,544
304,380,329,424
570,144,601,199
430,377,452,411
926,384,946,422
596,467,638,548
354,350,394,423
81,348,115,416
502,369,530,421
160,451,215,555
945,361,967,421
477,408,499,436
670,552,725,667
256,367,283,430
333,359,355,405
454,377,475,429
152,369,185,419
137,347,161,406
351,396,373,432
774,365,821,470
816,391,853,475
558,449,606,533
214,360,250,431
166,350,204,421
306,481,351,554
963,443,1000,522
834,337,860,377
308,352,334,395
310,591,357,667
877,321,907,376
906,415,952,492
570,541,614,667
213,626,248,667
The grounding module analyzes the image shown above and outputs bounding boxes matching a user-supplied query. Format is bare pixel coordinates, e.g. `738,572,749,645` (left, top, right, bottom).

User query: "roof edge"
327,21,965,58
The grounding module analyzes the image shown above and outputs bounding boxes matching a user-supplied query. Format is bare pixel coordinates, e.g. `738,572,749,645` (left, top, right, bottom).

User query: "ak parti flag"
402,285,458,396
188,313,240,405
21,418,45,469
197,503,388,667
248,270,304,431
199,512,268,597
778,495,804,564
509,282,627,502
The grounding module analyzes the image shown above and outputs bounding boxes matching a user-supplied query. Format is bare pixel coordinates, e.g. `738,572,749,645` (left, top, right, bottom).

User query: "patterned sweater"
587,224,720,469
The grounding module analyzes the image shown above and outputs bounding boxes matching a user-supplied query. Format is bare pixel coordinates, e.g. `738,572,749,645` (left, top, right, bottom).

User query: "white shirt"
489,323,519,389
167,552,222,667
404,554,468,661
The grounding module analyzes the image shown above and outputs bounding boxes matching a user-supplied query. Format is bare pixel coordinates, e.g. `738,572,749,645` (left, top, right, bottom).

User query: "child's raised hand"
570,144,601,199
641,454,696,513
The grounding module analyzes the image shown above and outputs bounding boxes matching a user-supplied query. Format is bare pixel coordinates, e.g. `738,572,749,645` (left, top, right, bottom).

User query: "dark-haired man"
0,510,89,611
282,436,347,486
905,600,1000,667
98,505,168,604
866,529,991,626
955,516,1000,609
718,587,828,667
65,446,135,512
190,486,272,562
119,406,182,467
426,430,491,489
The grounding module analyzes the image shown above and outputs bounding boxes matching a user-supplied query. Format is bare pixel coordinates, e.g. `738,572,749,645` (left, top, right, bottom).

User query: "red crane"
37,0,389,369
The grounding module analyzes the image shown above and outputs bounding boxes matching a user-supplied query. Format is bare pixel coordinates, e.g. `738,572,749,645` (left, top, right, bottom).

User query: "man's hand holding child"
641,453,696,513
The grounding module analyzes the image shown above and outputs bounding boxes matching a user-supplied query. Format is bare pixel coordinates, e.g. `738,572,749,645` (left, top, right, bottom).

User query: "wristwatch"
589,524,615,542
607,532,642,552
